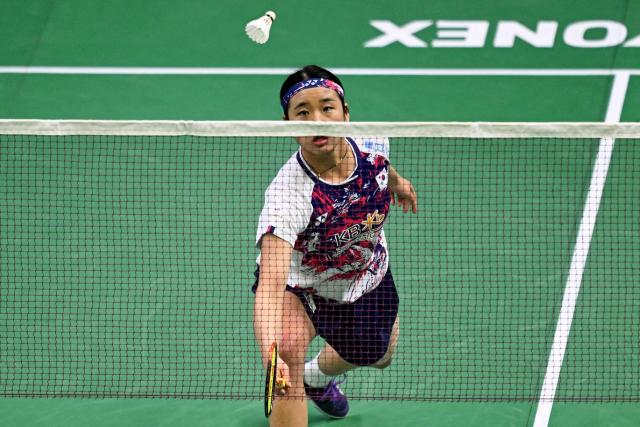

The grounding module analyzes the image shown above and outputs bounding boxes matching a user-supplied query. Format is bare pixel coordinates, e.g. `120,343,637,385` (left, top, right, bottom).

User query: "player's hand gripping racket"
264,342,287,418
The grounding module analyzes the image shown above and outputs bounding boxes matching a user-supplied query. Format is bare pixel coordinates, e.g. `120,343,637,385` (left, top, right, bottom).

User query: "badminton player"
253,65,417,427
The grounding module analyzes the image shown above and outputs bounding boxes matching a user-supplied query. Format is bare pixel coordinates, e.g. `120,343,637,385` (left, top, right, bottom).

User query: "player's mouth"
312,136,329,146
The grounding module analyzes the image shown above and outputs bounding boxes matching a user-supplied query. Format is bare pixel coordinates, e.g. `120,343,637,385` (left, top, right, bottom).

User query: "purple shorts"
253,268,399,367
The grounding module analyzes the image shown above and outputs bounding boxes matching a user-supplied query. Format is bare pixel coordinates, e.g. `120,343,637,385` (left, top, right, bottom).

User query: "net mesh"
0,121,638,402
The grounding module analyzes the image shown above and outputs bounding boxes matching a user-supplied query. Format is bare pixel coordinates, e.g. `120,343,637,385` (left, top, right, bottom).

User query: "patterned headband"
281,78,345,111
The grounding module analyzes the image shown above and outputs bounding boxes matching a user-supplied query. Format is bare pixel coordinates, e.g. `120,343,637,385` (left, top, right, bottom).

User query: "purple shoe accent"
304,376,349,419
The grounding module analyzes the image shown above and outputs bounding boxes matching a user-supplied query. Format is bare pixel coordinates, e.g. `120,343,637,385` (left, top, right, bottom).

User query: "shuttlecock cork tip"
265,11,276,21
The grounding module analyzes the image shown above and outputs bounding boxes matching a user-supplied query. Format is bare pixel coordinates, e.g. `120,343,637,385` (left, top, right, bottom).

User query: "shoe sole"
308,398,348,419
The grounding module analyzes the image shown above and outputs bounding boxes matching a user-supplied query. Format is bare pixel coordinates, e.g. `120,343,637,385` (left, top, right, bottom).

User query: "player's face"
287,87,349,154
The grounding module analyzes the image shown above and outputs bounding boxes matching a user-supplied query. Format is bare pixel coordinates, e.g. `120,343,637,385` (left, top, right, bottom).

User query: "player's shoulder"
352,137,390,159
265,152,314,199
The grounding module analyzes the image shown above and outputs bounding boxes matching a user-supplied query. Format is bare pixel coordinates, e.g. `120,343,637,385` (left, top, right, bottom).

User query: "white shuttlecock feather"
245,11,276,44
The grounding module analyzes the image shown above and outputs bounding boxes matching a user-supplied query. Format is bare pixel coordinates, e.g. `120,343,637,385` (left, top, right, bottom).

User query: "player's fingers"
390,192,396,205
275,366,289,396
406,199,414,213
409,186,418,213
275,377,288,396
398,197,407,213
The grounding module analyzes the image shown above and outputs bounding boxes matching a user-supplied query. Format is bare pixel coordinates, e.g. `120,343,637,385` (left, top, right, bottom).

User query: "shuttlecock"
245,11,276,44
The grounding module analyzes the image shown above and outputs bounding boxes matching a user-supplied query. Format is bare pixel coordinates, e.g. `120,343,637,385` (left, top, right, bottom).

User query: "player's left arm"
388,165,418,214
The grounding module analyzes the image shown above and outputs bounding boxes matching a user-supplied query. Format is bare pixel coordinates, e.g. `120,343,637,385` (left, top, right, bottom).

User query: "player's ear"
343,103,350,122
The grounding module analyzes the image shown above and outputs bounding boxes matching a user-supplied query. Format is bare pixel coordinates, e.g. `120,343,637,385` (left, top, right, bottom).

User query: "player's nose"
309,110,322,121
311,109,330,122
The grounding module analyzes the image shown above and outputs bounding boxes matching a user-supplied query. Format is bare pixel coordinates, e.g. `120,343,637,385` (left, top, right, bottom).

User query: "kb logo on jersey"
332,210,386,246
361,210,385,231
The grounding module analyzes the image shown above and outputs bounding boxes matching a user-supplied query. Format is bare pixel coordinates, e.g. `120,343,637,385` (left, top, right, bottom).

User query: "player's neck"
304,140,353,183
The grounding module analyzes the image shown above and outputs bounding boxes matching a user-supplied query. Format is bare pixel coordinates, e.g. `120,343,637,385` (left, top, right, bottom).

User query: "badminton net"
1,120,639,402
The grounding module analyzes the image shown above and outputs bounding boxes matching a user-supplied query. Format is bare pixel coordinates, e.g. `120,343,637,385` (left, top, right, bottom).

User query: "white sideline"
532,71,629,427
0,66,639,76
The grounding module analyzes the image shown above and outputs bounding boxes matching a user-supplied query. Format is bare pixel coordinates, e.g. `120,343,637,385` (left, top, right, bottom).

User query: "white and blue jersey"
256,137,391,303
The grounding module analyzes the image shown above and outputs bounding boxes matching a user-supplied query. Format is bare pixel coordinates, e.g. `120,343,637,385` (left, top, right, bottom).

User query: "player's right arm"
253,233,293,369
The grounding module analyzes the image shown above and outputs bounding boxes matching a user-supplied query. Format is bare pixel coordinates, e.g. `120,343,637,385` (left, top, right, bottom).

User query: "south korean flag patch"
376,169,388,190
355,137,390,161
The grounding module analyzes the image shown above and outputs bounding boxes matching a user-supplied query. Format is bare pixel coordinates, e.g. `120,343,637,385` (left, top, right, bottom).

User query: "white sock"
304,354,333,388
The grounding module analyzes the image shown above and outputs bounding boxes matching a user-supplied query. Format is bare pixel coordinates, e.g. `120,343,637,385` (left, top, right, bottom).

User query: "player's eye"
296,110,309,117
323,106,335,112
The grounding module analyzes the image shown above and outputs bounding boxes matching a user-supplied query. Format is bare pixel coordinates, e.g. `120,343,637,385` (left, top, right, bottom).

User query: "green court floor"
3,399,640,427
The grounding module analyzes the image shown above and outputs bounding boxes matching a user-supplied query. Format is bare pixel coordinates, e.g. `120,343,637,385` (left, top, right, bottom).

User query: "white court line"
0,66,639,76
532,71,630,427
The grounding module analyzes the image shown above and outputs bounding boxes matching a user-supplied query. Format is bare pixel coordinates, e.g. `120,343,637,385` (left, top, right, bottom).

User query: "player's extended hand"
274,356,290,397
390,175,418,214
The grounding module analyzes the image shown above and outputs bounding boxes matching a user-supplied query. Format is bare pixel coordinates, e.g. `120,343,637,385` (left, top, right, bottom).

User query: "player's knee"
371,320,399,369
371,347,395,369
278,333,308,367
371,355,393,369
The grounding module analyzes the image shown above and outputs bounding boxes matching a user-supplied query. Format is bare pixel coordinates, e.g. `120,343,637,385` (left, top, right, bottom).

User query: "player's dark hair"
280,65,346,118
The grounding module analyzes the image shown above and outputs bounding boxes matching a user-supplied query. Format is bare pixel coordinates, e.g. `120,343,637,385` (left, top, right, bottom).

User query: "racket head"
264,342,278,418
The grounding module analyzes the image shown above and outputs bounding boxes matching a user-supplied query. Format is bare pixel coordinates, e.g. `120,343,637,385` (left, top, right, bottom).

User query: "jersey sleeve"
255,174,313,248
354,137,391,161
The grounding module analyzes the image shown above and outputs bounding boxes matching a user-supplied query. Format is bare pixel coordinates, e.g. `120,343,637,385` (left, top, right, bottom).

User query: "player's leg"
371,315,400,369
303,268,399,418
315,344,354,376
303,343,352,419
269,290,316,427
312,314,398,374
